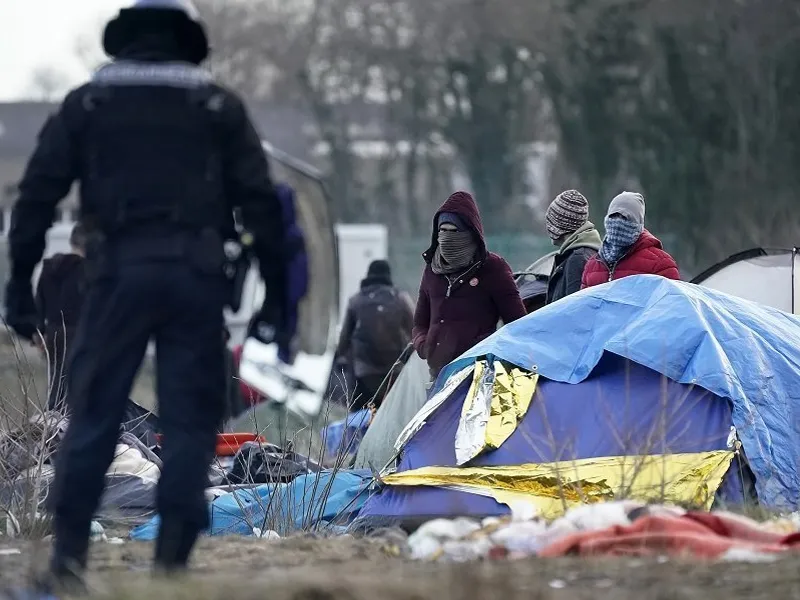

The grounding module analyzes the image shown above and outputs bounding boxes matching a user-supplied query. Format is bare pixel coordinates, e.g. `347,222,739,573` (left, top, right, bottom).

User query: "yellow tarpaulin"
456,359,539,465
382,450,735,520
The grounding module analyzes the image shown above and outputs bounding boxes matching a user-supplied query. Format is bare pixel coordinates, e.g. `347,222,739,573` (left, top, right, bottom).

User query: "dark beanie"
367,259,391,280
437,212,469,231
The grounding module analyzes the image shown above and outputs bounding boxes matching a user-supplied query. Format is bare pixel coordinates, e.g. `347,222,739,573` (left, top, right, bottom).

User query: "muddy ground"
2,535,800,599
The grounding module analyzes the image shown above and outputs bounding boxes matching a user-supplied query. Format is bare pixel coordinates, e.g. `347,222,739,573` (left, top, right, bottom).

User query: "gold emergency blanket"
455,359,538,465
382,450,735,520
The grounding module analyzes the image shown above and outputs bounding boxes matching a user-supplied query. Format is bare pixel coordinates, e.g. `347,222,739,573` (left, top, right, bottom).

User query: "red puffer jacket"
581,229,680,288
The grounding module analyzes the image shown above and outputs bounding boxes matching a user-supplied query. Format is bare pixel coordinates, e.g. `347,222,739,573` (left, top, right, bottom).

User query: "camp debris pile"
406,501,800,563
0,406,162,530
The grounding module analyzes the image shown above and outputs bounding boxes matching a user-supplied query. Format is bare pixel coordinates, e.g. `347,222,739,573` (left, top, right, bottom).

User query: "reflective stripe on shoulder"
92,61,213,89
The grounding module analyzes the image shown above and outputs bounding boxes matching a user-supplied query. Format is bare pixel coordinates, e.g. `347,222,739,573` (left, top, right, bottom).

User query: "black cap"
367,259,391,280
103,0,210,64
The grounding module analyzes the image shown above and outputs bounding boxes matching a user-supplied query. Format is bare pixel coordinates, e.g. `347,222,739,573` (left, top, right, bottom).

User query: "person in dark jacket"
3,0,291,588
335,260,413,411
413,191,527,381
582,191,680,288
35,223,87,412
273,183,309,365
544,190,602,304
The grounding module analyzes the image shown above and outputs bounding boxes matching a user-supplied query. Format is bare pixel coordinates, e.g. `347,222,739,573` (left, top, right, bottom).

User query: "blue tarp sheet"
130,470,372,540
357,353,741,524
434,275,800,509
323,409,371,462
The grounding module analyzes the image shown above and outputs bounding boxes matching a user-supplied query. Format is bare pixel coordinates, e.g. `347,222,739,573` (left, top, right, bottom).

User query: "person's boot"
153,519,200,577
33,555,87,597
38,520,90,595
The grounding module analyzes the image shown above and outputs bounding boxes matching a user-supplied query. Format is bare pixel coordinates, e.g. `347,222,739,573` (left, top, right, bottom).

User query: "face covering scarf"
599,215,643,266
432,230,477,275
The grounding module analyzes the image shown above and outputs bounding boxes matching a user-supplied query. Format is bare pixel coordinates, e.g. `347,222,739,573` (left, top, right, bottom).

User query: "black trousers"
49,259,227,570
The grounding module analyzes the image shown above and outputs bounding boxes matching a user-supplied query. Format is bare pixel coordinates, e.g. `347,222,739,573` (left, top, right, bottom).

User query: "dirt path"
2,536,800,599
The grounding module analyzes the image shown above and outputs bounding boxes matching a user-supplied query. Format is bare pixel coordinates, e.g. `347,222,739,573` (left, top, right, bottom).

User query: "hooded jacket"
413,192,527,375
581,229,680,288
546,222,602,304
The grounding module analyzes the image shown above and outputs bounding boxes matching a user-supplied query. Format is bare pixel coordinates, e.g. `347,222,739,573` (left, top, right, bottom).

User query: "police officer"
4,0,289,587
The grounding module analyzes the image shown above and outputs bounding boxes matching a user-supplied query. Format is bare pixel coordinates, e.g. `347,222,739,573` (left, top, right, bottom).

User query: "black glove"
4,278,37,341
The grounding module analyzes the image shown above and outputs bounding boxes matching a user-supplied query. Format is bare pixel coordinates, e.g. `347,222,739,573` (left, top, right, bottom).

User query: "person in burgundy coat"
582,191,680,288
413,191,527,380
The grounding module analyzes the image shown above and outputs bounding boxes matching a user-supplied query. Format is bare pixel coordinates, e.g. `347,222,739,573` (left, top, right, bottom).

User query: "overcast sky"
0,0,128,101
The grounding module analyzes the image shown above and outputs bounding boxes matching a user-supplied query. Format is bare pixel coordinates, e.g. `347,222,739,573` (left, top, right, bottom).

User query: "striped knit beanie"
545,190,589,240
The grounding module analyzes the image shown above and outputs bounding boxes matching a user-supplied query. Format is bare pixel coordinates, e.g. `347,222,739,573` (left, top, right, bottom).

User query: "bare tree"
24,67,72,102
195,0,551,233
63,0,800,268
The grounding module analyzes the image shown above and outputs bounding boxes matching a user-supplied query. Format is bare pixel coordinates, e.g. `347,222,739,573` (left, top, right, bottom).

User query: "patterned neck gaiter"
600,215,643,266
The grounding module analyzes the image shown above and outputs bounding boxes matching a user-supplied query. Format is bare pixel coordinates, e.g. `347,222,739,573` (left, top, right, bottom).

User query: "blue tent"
355,276,800,527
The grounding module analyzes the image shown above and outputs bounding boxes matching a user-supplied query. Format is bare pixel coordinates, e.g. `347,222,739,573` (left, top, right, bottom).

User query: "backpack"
351,286,410,372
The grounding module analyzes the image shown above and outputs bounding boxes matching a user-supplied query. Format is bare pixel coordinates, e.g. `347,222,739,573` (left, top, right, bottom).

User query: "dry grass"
0,330,158,426
0,328,159,540
3,535,800,599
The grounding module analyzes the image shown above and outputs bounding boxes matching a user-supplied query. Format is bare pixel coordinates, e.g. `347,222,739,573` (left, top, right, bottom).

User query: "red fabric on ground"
539,512,800,559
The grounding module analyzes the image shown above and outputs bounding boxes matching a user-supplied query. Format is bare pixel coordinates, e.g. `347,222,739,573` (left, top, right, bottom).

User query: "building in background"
0,100,557,300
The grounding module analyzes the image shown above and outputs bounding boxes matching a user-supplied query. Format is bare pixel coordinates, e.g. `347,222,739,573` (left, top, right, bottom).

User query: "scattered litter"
90,521,107,543
549,580,566,589
559,501,643,530
409,532,446,561
252,528,281,540
720,547,779,563
508,501,538,522
106,537,125,545
762,511,800,534
489,520,548,554
440,538,492,562
407,502,672,562
416,517,482,540
406,502,800,563
0,548,21,556
408,517,484,561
